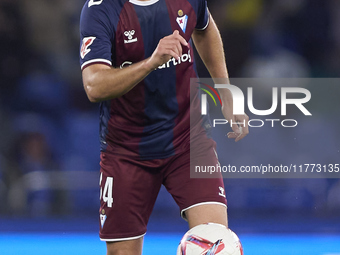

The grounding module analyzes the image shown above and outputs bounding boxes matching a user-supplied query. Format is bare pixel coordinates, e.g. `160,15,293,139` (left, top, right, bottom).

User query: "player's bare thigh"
185,203,228,229
106,237,143,255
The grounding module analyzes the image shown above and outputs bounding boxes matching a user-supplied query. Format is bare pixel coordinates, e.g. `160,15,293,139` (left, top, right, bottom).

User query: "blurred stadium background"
0,0,340,254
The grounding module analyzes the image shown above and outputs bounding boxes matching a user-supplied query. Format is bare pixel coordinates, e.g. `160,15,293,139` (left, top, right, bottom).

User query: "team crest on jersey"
176,11,188,33
80,36,96,59
124,30,138,44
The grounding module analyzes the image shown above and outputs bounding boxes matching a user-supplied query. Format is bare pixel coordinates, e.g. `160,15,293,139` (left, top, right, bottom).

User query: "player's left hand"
222,105,249,142
226,114,249,142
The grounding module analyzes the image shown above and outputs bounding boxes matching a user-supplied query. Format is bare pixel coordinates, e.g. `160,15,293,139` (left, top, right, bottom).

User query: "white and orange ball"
177,223,243,255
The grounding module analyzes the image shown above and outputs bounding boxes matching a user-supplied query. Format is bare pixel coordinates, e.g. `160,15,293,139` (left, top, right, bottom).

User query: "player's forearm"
82,59,154,102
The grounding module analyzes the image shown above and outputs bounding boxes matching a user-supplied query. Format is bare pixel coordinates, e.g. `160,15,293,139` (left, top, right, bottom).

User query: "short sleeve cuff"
81,59,112,70
196,15,210,31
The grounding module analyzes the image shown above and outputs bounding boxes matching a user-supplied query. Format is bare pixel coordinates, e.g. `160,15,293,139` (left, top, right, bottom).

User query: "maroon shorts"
98,142,227,241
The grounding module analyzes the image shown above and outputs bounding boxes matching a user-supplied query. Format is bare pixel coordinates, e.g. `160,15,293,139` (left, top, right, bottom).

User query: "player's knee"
185,203,228,229
106,238,143,255
106,243,119,255
106,249,127,255
106,245,131,255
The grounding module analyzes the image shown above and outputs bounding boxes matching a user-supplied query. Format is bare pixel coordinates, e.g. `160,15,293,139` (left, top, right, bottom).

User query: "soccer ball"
177,223,243,255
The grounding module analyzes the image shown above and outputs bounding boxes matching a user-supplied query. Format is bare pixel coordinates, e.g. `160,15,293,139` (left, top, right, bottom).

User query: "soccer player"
79,0,249,254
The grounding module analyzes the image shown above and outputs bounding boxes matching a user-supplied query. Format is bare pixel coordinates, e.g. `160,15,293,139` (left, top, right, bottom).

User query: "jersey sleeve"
195,0,209,30
79,2,114,70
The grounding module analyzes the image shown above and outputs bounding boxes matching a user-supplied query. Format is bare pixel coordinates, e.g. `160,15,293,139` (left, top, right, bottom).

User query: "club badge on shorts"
100,209,107,228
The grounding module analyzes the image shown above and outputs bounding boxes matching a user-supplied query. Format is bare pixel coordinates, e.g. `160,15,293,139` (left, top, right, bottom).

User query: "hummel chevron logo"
124,30,138,44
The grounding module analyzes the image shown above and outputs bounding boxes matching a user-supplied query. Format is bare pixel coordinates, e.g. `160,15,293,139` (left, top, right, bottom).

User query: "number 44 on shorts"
100,173,113,207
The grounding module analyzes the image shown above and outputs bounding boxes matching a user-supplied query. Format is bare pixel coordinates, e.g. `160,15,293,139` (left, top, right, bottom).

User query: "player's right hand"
147,30,188,70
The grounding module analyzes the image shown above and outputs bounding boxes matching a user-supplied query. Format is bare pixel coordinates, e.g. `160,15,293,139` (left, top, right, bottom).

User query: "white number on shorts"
100,174,113,208
88,0,103,8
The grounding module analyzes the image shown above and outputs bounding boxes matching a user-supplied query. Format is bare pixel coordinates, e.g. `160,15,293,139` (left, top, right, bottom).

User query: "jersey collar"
129,0,160,6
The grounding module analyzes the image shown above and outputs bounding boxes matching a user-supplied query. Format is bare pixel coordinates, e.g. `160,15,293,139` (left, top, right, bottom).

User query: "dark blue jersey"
80,0,209,160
